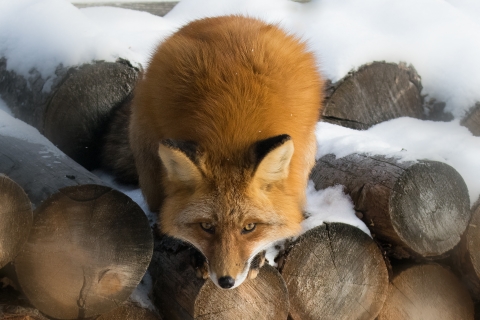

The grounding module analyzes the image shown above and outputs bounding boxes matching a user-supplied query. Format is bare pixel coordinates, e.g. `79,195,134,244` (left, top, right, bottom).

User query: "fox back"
129,15,323,288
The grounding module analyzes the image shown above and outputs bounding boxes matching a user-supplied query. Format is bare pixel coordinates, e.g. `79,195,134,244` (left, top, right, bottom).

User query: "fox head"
158,134,303,289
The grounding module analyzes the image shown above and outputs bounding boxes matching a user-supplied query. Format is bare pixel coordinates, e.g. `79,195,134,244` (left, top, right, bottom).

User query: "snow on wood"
150,236,289,320
311,153,471,259
322,62,424,130
0,174,32,269
377,264,474,320
0,58,140,170
279,223,388,320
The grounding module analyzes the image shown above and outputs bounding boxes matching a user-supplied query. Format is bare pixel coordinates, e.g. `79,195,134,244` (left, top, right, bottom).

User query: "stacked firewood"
0,56,479,320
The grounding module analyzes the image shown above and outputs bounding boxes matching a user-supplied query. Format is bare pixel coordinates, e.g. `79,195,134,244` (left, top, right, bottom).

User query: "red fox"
129,15,323,289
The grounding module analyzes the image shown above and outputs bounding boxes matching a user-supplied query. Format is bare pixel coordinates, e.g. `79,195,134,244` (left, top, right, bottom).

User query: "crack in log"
324,224,342,283
77,269,88,319
322,115,367,126
196,306,237,319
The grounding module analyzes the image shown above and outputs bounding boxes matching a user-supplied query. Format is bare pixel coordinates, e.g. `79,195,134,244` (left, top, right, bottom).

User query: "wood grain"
280,223,388,320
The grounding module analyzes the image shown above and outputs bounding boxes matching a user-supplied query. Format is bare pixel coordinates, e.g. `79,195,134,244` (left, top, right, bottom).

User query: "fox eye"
242,223,256,234
200,222,215,234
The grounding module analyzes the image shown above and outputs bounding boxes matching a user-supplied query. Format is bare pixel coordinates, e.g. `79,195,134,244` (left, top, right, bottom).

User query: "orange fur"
129,15,324,288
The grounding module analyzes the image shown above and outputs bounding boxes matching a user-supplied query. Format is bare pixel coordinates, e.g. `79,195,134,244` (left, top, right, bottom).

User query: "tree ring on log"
151,236,289,320
281,223,388,320
322,61,424,130
377,264,474,320
0,174,33,269
43,60,139,170
14,184,153,319
390,160,470,257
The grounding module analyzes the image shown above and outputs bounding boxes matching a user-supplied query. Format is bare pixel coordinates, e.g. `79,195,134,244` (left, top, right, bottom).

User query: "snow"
0,97,63,157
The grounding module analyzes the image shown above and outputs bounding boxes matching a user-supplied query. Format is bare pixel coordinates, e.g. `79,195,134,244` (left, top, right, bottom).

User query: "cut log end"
377,264,474,320
0,174,33,269
14,184,153,320
322,61,424,129
43,60,140,170
280,223,388,320
312,154,471,259
390,160,470,257
151,236,289,320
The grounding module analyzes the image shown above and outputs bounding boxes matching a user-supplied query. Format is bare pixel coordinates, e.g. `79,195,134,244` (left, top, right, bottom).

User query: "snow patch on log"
316,118,480,206
0,100,62,157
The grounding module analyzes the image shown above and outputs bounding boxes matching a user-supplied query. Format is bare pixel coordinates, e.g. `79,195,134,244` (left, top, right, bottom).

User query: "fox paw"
248,251,266,280
190,249,209,280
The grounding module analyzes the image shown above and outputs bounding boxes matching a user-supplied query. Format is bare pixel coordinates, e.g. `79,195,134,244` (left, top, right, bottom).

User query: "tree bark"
377,264,474,320
311,153,470,259
322,61,424,130
0,174,32,269
0,57,140,170
461,102,480,137
453,200,480,300
279,223,388,320
150,235,290,320
0,114,153,319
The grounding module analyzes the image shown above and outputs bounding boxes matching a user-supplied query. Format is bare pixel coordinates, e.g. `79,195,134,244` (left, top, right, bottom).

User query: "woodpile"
1,56,480,319
0,57,140,170
0,111,153,319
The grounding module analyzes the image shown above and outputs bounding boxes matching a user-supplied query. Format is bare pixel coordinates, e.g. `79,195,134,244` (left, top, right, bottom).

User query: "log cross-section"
322,61,424,130
280,223,388,320
311,153,470,259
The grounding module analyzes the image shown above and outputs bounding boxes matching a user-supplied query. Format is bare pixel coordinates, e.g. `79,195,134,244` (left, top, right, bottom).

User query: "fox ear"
158,139,202,185
251,134,294,184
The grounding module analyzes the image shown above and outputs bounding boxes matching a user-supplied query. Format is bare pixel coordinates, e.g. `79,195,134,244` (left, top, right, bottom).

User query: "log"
322,61,424,130
0,57,140,170
14,185,153,320
377,264,474,320
150,236,289,320
453,201,480,300
0,114,153,319
279,223,388,320
0,174,32,269
311,153,470,259
95,301,160,320
100,93,138,185
0,285,49,320
461,102,480,136
73,2,178,17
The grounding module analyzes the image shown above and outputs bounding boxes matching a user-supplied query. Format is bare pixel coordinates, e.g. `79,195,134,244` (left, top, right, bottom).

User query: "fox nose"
218,276,235,289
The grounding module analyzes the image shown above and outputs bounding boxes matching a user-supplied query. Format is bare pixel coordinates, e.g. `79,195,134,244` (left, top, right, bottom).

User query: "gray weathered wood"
0,58,140,170
461,102,480,136
0,174,32,269
322,61,424,130
279,223,388,320
311,154,470,259
73,2,178,17
377,264,474,320
150,236,289,320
